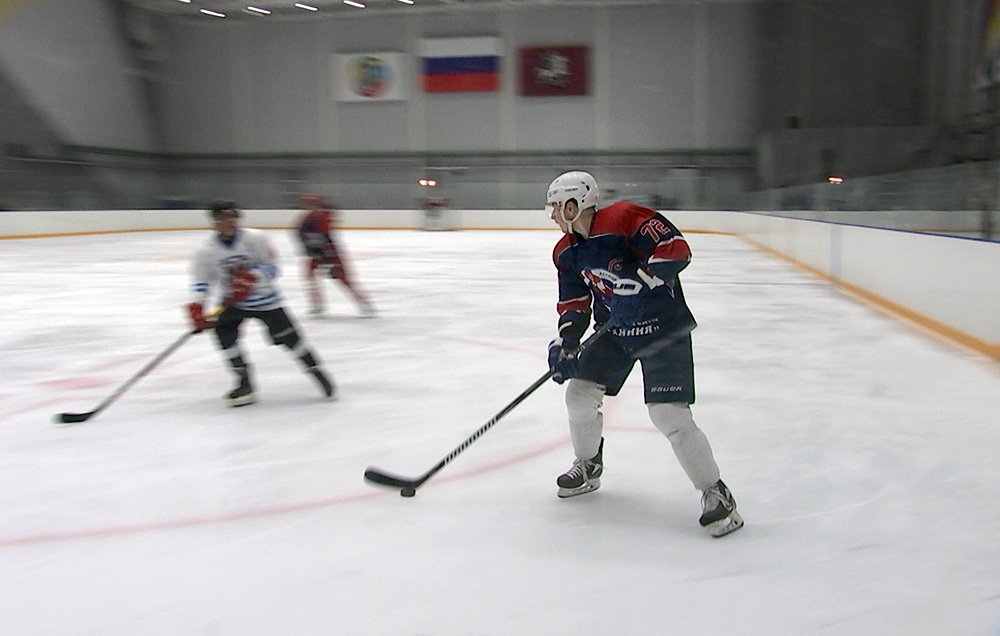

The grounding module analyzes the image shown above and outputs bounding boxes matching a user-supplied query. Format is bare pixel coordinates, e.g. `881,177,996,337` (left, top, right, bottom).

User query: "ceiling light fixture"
200,8,225,17
343,0,367,7
294,2,319,10
396,0,415,4
246,5,271,14
177,0,192,4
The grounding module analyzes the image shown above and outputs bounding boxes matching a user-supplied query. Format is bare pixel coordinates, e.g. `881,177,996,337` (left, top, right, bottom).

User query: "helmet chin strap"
560,205,589,238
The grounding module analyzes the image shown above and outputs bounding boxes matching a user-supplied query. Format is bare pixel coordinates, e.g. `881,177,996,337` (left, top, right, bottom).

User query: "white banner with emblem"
334,52,407,102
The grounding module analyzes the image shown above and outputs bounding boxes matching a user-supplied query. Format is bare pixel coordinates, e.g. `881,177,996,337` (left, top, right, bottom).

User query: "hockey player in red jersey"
544,171,743,537
187,200,337,407
295,194,375,317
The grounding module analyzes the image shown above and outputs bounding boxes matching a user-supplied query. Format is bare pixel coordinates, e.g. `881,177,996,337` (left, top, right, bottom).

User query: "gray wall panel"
322,16,413,151
161,21,240,152
154,4,767,155
423,94,505,151
606,5,699,149
705,3,763,148
336,101,413,152
510,7,597,151
245,22,323,152
1,0,976,208
416,11,506,152
0,0,153,150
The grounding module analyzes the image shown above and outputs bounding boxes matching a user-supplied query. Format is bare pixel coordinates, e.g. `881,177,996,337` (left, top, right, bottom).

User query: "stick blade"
364,467,419,490
54,412,93,425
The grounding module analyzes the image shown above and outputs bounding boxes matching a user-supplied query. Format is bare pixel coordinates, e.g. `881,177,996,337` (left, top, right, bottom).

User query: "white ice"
1,228,998,636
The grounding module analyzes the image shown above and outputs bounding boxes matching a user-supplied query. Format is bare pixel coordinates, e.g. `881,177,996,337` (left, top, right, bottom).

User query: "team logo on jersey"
221,254,251,274
581,268,613,298
581,267,641,300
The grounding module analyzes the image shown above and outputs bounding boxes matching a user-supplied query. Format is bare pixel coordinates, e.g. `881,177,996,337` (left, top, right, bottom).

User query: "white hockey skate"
699,480,743,537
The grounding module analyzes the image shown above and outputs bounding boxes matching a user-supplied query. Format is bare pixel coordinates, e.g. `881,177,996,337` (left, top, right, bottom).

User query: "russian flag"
419,37,502,93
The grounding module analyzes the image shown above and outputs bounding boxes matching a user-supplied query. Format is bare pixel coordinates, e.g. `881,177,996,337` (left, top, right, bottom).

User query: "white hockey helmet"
546,171,599,220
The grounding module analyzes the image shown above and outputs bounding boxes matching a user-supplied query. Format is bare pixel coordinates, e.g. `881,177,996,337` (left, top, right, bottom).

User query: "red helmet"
299,193,322,208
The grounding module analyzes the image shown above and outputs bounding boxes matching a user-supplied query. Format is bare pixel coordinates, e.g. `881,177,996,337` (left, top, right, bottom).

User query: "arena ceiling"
119,0,769,22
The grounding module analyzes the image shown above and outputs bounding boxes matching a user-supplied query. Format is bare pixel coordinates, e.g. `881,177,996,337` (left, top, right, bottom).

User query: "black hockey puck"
400,488,416,497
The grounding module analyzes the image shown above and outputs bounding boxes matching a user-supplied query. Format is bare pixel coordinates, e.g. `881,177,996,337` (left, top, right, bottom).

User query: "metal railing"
1,146,755,212
739,162,1000,241
4,146,996,242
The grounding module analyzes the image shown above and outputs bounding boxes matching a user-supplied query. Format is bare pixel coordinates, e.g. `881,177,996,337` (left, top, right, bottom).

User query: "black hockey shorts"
215,306,300,350
576,324,696,404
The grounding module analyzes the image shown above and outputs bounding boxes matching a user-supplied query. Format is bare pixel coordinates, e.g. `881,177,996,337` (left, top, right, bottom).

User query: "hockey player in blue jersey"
544,171,743,537
187,200,336,407
295,194,375,317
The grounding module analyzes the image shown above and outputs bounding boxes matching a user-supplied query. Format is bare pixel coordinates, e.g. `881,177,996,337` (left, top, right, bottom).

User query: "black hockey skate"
226,367,256,408
699,480,743,537
308,367,337,400
556,438,604,498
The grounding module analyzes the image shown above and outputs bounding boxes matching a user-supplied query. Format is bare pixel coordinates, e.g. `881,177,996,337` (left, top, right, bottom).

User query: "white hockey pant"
648,402,720,491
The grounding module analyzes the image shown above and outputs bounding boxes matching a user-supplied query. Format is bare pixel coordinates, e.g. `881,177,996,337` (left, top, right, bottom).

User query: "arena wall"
3,208,997,360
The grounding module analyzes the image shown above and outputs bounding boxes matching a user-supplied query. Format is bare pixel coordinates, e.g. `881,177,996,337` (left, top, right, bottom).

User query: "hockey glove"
608,278,648,328
547,337,580,384
225,269,257,304
186,302,215,334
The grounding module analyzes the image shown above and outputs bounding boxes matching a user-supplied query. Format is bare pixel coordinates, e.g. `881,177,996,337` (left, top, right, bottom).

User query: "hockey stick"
54,308,224,425
364,323,611,496
54,329,199,424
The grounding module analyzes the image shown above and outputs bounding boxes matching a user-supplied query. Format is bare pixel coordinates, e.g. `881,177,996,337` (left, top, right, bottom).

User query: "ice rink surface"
1,228,998,636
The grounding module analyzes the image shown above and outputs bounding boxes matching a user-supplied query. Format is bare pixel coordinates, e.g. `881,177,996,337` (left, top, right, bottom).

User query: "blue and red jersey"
552,201,696,337
297,209,335,258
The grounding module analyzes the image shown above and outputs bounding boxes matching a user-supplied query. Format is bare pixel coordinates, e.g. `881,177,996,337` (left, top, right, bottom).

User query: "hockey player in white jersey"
187,200,336,407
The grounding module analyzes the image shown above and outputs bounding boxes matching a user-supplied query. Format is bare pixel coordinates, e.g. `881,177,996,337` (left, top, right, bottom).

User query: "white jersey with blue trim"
191,227,283,311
